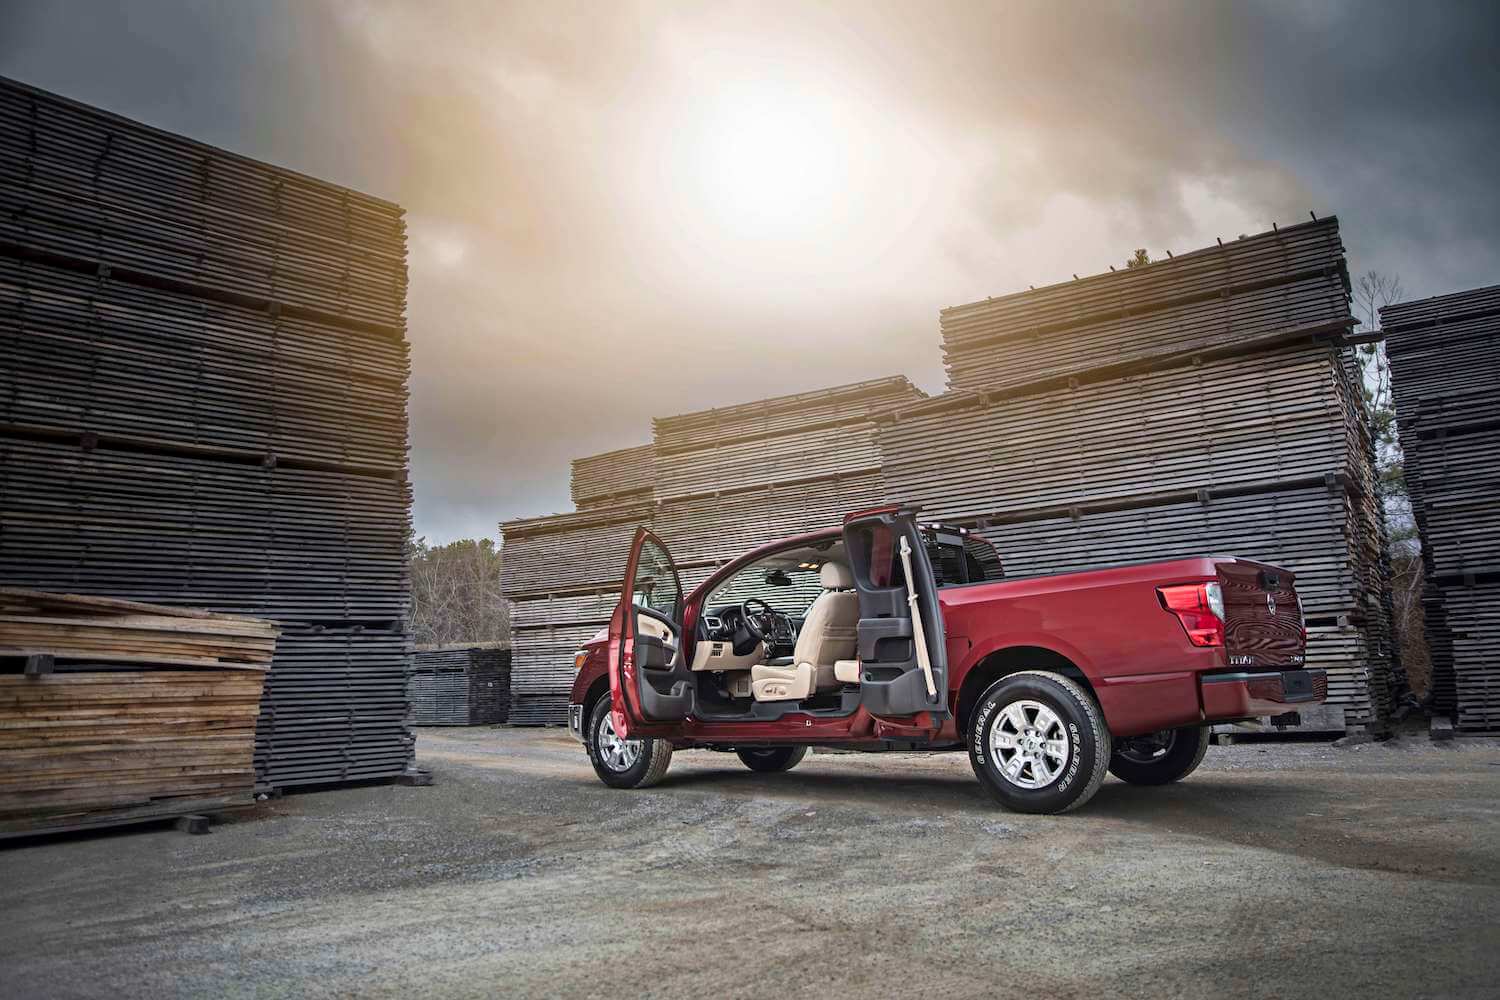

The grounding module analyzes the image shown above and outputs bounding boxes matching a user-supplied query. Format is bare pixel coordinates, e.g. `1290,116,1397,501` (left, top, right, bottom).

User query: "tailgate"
1217,560,1305,668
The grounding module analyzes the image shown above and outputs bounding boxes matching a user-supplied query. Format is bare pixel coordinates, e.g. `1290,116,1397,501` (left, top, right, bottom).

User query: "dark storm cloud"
3,1,1497,541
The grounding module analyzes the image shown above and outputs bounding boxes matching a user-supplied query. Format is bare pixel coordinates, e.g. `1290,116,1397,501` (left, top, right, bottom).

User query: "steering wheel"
738,598,775,644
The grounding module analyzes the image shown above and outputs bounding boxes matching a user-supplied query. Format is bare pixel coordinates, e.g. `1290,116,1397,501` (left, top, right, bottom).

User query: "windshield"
709,562,826,617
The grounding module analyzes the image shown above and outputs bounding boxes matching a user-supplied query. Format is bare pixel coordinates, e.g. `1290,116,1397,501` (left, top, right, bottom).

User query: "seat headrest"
820,561,853,590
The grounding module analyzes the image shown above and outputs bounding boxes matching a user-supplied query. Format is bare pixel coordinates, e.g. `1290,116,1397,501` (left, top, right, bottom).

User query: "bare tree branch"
408,535,510,647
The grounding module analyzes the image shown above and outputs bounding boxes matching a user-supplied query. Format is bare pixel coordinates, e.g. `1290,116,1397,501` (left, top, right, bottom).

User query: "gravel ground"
3,728,1499,999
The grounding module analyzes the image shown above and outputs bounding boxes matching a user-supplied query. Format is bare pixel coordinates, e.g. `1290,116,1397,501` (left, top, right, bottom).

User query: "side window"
964,536,1004,582
927,539,967,587
924,531,1005,587
633,537,682,621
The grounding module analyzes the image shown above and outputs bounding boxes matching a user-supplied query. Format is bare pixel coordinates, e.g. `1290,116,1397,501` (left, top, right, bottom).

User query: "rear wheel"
735,746,807,772
968,671,1111,814
587,698,673,789
1109,726,1209,785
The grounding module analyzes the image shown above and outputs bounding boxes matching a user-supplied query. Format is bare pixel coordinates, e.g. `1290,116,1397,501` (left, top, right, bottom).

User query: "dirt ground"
3,728,1499,999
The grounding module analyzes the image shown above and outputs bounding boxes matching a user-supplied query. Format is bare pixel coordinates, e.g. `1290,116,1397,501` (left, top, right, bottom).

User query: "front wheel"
968,671,1111,814
587,698,673,789
736,746,807,772
1108,726,1209,785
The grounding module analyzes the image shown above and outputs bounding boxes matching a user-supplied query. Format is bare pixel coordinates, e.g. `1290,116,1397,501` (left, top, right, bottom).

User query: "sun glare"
648,77,858,244
692,87,845,236
627,42,957,282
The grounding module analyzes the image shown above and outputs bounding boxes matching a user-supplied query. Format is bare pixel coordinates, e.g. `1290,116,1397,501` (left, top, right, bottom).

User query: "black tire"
967,671,1112,815
586,698,673,789
735,746,807,772
1109,725,1210,785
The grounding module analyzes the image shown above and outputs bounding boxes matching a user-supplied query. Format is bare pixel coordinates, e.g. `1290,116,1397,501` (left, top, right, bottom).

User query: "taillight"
1157,582,1225,647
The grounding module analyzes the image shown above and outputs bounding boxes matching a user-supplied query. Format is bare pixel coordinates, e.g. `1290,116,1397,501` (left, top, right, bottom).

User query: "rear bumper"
1097,666,1327,737
1201,669,1328,720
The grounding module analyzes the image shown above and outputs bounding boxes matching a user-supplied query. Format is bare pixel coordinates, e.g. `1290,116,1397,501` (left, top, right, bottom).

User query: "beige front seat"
750,561,860,701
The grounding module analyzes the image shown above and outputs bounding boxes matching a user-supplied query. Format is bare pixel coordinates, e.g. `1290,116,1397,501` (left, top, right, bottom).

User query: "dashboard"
702,605,800,658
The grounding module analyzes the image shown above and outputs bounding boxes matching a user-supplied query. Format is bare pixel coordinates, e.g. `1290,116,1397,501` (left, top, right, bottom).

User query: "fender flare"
953,638,1099,735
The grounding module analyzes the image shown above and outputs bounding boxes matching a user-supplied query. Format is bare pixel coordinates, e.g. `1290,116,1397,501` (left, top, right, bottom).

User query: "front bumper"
567,702,585,743
1201,669,1327,720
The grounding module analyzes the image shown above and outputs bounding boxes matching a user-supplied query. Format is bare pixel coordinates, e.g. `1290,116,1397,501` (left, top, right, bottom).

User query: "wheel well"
583,676,611,728
955,646,1098,737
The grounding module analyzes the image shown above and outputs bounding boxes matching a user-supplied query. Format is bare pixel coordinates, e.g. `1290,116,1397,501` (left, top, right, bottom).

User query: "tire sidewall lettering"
1057,720,1083,791
972,699,997,765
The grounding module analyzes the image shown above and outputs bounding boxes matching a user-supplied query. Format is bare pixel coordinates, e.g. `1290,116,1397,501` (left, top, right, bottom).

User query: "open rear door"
842,507,949,721
608,527,694,737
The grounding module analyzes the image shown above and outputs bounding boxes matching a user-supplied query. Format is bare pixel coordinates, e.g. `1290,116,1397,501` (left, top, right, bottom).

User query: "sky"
3,1,1498,542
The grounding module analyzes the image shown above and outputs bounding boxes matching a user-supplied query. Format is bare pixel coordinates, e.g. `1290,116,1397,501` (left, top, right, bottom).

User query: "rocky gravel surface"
3,728,1498,999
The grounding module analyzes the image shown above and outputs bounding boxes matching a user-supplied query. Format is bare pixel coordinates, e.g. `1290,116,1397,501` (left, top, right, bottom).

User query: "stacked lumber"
650,377,923,566
0,80,406,327
881,218,1399,730
940,220,1349,392
501,502,650,725
500,377,923,723
0,255,409,471
0,588,276,837
572,444,655,509
0,77,413,786
410,646,511,725
1383,285,1500,731
879,347,1360,520
0,436,411,621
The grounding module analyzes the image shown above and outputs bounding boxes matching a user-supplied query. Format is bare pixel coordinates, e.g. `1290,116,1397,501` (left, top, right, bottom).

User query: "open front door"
842,507,949,721
608,527,694,737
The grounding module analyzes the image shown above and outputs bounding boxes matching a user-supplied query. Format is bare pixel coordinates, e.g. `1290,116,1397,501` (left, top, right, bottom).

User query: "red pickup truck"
567,506,1322,814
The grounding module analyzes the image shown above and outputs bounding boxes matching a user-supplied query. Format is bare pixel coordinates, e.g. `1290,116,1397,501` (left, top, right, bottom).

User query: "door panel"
608,528,694,734
843,508,949,720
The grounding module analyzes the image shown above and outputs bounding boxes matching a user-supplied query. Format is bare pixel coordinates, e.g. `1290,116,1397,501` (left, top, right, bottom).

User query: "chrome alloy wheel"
596,710,643,772
989,699,1070,789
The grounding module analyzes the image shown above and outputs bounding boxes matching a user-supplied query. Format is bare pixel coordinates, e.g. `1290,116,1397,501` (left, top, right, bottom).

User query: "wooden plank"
0,592,272,833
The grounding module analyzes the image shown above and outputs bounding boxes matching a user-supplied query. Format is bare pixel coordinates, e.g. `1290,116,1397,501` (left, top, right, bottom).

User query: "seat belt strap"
898,535,938,700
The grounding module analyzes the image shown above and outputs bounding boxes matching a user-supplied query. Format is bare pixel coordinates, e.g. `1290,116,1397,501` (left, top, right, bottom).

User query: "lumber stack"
0,588,276,837
650,377,923,566
500,377,923,724
0,76,414,786
1383,285,1500,731
880,218,1399,730
410,646,511,725
572,444,656,509
940,222,1351,392
501,503,650,724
